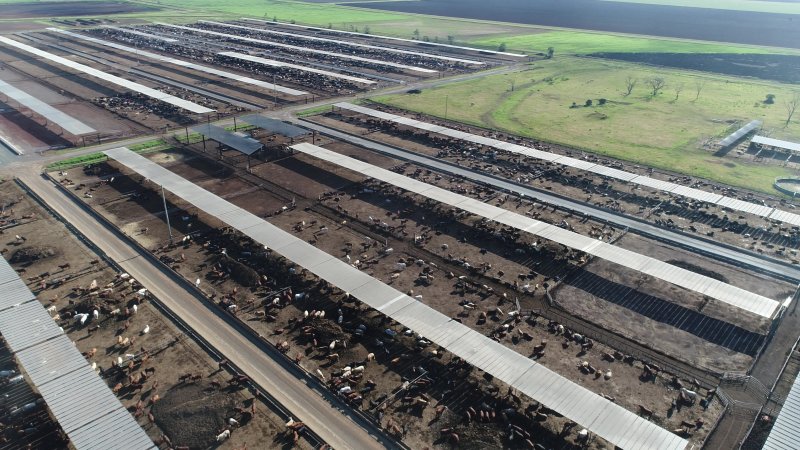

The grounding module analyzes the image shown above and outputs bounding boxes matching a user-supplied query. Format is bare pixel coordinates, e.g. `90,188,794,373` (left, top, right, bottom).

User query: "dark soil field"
589,53,800,84
0,1,158,18
349,0,800,49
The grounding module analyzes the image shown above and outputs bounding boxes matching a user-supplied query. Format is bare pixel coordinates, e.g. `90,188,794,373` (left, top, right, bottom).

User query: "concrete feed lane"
18,171,391,450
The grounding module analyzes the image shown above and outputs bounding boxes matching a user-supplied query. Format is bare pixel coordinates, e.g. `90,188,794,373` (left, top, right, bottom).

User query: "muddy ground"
0,180,308,450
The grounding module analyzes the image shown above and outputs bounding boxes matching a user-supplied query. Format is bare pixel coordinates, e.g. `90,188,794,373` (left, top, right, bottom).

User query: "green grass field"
373,57,800,194
468,31,800,56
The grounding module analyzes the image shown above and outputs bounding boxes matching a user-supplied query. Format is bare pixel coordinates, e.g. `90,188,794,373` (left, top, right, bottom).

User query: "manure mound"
10,246,57,264
151,383,237,448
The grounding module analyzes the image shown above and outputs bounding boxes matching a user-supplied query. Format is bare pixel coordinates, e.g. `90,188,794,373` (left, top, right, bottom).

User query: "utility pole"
161,185,173,244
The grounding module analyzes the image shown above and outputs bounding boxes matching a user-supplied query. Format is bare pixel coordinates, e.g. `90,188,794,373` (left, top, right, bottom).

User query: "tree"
413,29,420,39
624,76,637,96
598,98,607,105
694,80,705,101
786,92,800,126
585,99,593,107
498,42,507,52
673,82,684,101
546,47,554,59
646,77,666,96
327,23,332,29
765,94,776,104
447,35,455,45
363,25,370,34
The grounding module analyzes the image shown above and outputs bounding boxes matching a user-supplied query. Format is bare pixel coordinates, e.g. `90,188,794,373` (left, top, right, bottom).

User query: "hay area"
151,383,237,449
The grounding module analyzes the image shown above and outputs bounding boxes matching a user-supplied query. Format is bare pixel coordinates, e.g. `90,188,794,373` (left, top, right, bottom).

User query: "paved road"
297,120,800,285
18,170,391,450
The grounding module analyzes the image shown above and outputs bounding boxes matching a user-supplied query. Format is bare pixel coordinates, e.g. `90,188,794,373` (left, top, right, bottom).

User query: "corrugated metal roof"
239,114,311,137
0,80,95,135
291,142,779,319
15,334,87,385
37,365,122,432
0,256,155,450
333,103,800,228
0,300,63,352
69,407,156,450
104,145,688,450
49,28,307,96
205,21,484,65
0,259,20,286
219,52,376,85
104,26,178,43
752,135,800,153
0,277,37,311
763,372,800,450
719,120,761,147
0,35,214,114
191,123,262,155
158,23,438,74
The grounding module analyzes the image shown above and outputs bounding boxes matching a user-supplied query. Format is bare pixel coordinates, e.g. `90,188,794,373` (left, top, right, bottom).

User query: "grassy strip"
47,140,170,171
372,57,800,194
296,104,336,118
467,31,799,56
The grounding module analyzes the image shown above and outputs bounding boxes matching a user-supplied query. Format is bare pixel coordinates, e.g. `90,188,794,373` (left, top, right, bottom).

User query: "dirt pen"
44,141,762,448
0,179,313,450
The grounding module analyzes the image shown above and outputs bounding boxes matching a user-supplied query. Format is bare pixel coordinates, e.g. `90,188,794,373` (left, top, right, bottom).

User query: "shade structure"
104,146,689,450
191,123,262,155
0,79,95,135
334,103,800,229
0,256,154,450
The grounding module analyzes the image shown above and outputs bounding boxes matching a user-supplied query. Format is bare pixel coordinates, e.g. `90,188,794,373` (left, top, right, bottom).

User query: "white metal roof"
48,28,308,96
768,209,800,227
0,300,63,351
752,135,800,154
240,18,528,58
763,371,800,450
0,259,20,286
0,79,95,135
0,36,213,114
157,23,438,74
217,51,376,85
334,103,800,228
291,142,779,319
0,276,36,311
0,256,154,450
104,26,178,43
16,334,88,385
103,146,687,450
202,20,485,65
